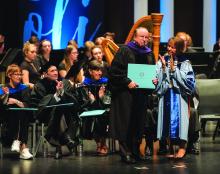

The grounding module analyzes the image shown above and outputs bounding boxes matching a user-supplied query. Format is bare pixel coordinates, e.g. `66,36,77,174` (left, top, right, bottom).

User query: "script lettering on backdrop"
23,0,102,48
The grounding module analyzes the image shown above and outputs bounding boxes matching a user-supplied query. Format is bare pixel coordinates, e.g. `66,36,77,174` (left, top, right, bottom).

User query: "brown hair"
62,45,78,72
174,37,185,55
103,32,115,39
38,39,51,54
91,45,103,55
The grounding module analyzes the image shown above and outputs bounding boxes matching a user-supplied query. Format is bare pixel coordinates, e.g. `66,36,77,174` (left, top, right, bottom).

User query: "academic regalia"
155,55,195,141
81,77,109,139
0,83,31,146
109,42,155,156
30,78,80,146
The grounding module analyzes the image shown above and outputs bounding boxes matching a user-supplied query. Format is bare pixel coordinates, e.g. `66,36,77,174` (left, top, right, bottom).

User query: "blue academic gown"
155,55,195,141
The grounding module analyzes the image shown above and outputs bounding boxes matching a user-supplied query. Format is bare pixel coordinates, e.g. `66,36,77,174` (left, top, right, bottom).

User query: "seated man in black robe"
31,62,80,159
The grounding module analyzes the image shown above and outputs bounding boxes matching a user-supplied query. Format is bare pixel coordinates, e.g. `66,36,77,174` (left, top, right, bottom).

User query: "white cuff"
54,93,61,102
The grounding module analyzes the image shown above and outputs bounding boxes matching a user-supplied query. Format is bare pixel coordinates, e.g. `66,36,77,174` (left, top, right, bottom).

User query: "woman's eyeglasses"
12,73,23,77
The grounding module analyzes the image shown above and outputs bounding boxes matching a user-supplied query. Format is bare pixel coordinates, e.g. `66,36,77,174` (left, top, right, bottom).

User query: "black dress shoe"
121,155,136,164
61,134,79,152
54,146,62,159
66,139,79,153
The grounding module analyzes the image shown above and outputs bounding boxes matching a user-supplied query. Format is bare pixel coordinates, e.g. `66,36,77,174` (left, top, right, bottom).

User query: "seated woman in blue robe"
82,59,110,156
0,64,33,160
153,37,195,158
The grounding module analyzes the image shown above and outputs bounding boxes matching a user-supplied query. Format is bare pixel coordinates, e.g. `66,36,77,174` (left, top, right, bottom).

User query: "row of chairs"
1,79,220,158
0,105,116,158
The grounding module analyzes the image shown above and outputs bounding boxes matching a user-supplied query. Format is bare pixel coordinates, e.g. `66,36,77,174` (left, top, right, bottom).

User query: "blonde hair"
22,42,36,56
84,41,95,50
6,64,21,77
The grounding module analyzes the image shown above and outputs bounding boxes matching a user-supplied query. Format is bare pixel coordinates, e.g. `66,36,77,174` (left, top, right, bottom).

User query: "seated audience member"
31,62,80,159
95,37,105,46
0,64,33,159
82,60,110,156
58,45,79,78
78,41,95,73
37,39,52,67
90,45,109,77
67,39,78,48
29,35,40,53
213,38,220,52
84,41,95,61
176,32,197,53
20,42,41,89
103,32,115,41
186,33,193,47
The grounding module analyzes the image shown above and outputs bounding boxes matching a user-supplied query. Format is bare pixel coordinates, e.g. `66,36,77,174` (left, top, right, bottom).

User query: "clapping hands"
56,80,64,96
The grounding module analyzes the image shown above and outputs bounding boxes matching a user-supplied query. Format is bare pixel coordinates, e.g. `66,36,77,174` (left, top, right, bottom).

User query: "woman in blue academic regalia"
0,64,33,159
153,37,195,159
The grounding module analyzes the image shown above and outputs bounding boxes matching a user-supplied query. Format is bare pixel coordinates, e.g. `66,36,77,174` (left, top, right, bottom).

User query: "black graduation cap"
50,49,65,67
40,50,64,74
40,61,57,74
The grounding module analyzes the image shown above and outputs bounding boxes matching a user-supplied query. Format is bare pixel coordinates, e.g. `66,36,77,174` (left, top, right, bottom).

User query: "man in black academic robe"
109,27,155,164
31,63,80,159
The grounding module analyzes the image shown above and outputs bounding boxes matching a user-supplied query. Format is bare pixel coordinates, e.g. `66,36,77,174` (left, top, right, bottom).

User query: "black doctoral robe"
30,78,80,146
109,45,154,146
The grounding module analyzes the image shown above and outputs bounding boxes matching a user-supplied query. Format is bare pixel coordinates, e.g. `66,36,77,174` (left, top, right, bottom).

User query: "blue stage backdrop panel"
21,0,104,49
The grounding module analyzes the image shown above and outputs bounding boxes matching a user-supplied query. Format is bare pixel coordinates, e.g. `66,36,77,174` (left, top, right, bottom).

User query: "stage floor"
0,122,220,174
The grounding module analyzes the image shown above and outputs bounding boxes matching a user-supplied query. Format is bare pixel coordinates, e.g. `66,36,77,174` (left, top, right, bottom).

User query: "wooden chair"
102,13,163,65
